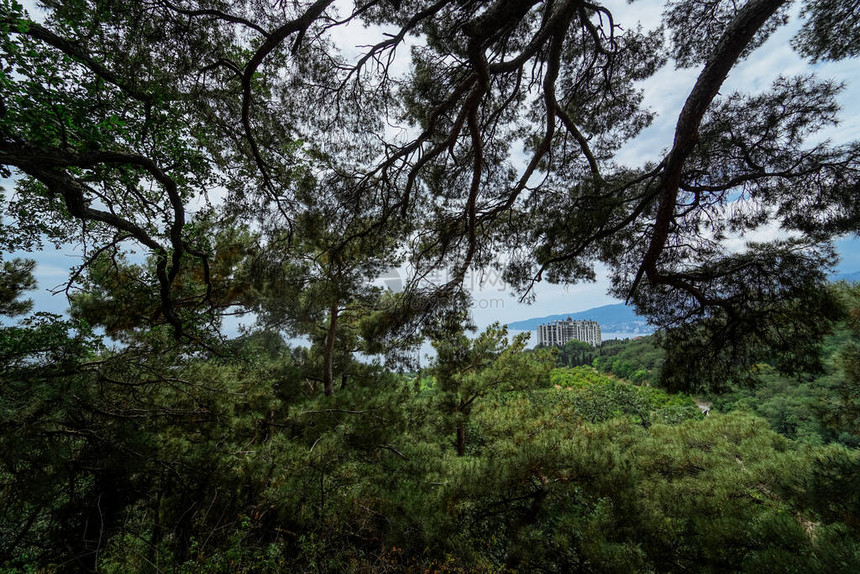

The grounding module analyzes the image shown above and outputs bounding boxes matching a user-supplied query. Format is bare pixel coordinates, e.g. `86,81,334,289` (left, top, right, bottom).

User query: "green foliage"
553,338,598,368
547,366,699,427
550,365,610,388
581,284,860,450
69,215,258,342
709,282,860,447
592,335,665,385
793,0,860,62
0,258,35,317
2,313,859,572
639,241,844,393
1,0,859,571
0,312,104,570
431,323,556,455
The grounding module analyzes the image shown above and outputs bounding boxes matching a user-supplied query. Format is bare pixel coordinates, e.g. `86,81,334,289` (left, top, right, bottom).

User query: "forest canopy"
0,0,857,376
1,0,859,571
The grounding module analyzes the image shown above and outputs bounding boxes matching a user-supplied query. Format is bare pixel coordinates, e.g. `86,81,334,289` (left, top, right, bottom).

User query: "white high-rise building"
537,318,601,347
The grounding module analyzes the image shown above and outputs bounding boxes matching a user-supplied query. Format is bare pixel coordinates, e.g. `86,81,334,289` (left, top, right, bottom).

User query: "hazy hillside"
832,270,860,283
507,274,858,333
506,303,653,333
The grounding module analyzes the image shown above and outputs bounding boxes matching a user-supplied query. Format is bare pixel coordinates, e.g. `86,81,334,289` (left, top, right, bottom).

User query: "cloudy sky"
3,0,858,334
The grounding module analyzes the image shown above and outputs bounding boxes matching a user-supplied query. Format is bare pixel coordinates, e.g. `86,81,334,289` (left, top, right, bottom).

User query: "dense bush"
3,319,859,572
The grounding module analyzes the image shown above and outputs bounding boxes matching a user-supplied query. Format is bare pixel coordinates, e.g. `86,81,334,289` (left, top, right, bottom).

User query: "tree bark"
323,299,339,396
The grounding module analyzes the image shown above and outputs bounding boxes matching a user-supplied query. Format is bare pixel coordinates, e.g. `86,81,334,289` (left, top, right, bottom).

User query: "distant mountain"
506,303,653,334
831,271,860,283
507,273,860,335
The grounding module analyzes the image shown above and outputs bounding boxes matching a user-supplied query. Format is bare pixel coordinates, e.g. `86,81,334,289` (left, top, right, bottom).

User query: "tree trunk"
323,299,339,396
